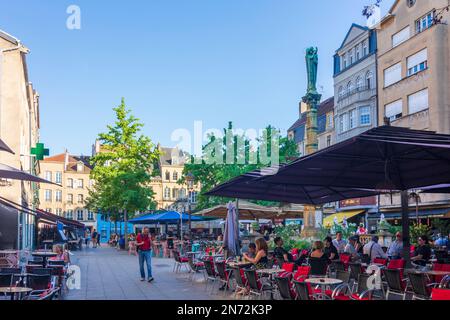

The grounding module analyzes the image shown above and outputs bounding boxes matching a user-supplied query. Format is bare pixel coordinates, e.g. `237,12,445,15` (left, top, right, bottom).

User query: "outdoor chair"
172,251,189,273
340,254,351,269
266,258,275,269
348,263,364,290
26,274,52,291
0,267,21,274
281,262,295,273
231,266,247,300
48,260,66,266
373,258,388,266
293,266,310,281
332,274,375,300
432,263,450,285
274,276,296,300
431,288,450,300
244,269,273,300
309,258,328,277
215,261,231,296
29,268,52,275
439,275,450,289
320,270,351,299
22,288,59,301
329,260,345,277
408,272,434,300
383,268,409,300
292,279,316,300
202,258,218,293
187,254,205,283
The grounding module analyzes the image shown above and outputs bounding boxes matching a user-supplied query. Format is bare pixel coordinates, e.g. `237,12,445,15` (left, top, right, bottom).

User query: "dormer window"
77,162,84,172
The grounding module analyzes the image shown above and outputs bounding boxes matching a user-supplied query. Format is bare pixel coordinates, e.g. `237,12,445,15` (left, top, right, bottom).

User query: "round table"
0,287,32,300
305,278,343,300
31,251,58,268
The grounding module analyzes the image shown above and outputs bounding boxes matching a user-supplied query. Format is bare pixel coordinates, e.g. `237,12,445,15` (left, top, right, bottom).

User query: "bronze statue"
305,47,319,95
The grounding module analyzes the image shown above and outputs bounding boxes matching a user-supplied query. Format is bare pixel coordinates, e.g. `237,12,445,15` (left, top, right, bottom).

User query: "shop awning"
368,207,450,220
323,210,365,227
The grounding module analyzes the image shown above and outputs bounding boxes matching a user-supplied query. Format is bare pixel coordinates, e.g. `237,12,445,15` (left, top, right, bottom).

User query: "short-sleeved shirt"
136,234,152,251
415,245,431,262
274,246,292,262
324,244,339,261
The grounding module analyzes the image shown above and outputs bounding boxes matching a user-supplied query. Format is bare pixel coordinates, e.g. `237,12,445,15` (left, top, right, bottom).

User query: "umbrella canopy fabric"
0,139,14,154
129,211,203,224
223,202,240,256
194,200,304,219
207,126,450,204
0,163,58,186
420,184,450,194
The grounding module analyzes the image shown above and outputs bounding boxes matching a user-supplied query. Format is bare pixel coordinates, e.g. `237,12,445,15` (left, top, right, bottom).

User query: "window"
338,86,344,99
55,172,62,184
346,81,353,95
164,187,170,199
88,212,94,221
179,188,187,199
67,194,73,204
349,50,354,65
165,171,170,181
56,208,63,216
77,210,84,221
408,89,429,114
327,113,333,129
356,45,361,61
342,54,347,69
360,106,371,125
46,208,52,213
173,172,178,181
172,188,178,199
326,135,332,147
78,194,84,204
189,191,198,204
366,71,374,89
339,114,348,133
349,109,357,129
407,48,427,76
392,27,410,47
77,162,84,172
356,76,363,90
385,100,403,122
67,178,73,188
77,179,84,189
45,190,52,202
45,171,52,182
384,63,402,87
55,190,62,202
416,11,434,33
66,210,73,220
363,41,368,56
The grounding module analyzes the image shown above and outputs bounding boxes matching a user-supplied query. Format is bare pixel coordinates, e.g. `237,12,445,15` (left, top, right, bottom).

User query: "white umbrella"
0,163,58,185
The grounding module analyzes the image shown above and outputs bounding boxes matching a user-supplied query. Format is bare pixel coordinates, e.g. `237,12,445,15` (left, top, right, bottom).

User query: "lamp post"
185,172,195,240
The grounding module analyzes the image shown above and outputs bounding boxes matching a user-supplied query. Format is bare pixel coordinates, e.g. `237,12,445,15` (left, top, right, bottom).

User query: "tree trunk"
124,209,128,250
401,191,411,268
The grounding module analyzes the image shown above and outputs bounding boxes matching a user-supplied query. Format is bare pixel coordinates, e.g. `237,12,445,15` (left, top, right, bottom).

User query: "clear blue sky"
1,0,394,156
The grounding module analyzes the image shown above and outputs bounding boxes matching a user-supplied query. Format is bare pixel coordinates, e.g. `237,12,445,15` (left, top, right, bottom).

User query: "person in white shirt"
332,231,347,254
344,236,360,261
363,236,388,262
387,232,403,259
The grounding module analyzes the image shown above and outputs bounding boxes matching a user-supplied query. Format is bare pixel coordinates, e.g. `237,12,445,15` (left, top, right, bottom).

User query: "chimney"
64,149,69,171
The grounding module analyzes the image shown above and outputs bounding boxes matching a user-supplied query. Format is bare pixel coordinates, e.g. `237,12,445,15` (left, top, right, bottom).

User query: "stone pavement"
65,246,230,300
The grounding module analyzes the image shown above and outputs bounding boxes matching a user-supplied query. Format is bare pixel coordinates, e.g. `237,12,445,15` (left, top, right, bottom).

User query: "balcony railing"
338,85,375,102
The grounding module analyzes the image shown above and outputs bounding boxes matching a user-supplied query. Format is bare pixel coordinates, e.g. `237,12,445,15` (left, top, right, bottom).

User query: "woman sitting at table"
50,244,70,264
309,241,329,276
242,238,268,269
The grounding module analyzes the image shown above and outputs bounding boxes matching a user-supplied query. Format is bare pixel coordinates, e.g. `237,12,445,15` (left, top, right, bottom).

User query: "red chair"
282,263,295,273
432,263,450,285
431,288,450,300
293,266,311,281
332,274,374,300
340,253,351,270
373,258,388,266
387,258,406,279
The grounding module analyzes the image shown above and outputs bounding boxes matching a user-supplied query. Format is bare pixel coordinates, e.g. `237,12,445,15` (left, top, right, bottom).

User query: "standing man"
92,229,98,248
136,227,154,282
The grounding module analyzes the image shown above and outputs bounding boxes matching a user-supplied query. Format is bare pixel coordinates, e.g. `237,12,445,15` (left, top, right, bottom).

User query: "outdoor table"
405,269,450,276
256,268,286,300
42,240,54,250
0,287,32,300
31,251,57,268
305,278,343,300
227,262,253,269
361,263,386,268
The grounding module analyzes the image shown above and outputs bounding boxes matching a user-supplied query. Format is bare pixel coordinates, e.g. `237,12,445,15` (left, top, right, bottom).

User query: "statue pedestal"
300,226,320,239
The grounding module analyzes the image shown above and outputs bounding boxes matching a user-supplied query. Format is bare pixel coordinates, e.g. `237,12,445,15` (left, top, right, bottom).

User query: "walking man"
92,229,98,248
136,227,154,282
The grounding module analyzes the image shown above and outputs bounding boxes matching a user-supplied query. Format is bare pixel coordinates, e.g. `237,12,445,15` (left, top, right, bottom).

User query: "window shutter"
384,63,402,87
392,27,410,47
385,100,403,119
408,89,428,114
407,49,427,69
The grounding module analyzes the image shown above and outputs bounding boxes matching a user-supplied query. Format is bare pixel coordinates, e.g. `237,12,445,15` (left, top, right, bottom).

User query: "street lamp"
185,172,195,240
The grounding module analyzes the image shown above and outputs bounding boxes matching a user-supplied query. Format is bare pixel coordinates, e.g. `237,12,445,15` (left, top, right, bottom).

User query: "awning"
368,207,450,220
323,210,365,227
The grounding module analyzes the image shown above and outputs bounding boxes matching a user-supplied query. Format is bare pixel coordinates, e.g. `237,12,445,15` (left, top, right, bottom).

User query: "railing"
338,85,374,102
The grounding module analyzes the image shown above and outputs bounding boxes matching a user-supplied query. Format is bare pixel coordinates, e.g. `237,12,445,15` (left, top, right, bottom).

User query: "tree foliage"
86,98,161,223
181,122,299,210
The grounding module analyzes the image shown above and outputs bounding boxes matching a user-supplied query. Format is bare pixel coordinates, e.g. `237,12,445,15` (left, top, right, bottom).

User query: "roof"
159,147,187,166
336,23,369,52
288,97,334,132
0,29,20,45
42,153,92,172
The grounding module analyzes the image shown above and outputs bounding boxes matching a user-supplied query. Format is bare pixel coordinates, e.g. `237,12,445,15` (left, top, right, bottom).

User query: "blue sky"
1,0,394,156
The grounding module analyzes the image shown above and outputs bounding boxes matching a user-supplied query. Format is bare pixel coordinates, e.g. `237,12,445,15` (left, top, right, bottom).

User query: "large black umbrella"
207,126,450,265
0,139,14,154
0,163,59,185
420,184,450,194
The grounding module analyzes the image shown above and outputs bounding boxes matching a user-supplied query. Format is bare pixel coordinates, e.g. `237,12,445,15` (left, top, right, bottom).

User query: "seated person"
344,236,361,262
323,236,339,261
309,241,329,276
246,243,257,259
51,244,70,264
363,236,388,262
273,237,293,264
242,238,268,269
411,235,432,267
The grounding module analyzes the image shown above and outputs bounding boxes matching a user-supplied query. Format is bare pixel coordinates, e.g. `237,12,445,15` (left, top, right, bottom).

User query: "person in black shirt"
411,235,432,266
273,237,293,264
323,236,339,261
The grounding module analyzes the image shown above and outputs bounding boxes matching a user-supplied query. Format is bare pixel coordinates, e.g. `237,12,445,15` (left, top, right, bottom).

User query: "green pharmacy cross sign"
31,143,49,161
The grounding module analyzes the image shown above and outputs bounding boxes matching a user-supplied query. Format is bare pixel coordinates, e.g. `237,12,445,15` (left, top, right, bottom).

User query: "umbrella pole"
236,198,240,256
401,191,411,268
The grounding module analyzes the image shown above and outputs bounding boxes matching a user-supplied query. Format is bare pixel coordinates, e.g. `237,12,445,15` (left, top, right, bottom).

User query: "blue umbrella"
223,202,240,256
129,211,203,224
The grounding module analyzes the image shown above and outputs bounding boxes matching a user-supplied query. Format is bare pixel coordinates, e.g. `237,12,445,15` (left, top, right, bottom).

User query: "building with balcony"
0,30,40,250
38,151,97,230
374,0,450,222
333,23,378,143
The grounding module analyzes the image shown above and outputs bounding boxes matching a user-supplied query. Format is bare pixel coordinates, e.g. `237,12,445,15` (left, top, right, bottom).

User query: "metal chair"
187,254,205,283
439,275,450,289
215,261,231,296
26,274,52,291
202,258,218,293
244,269,273,300
172,251,189,273
408,272,433,300
332,274,375,300
309,257,328,277
231,266,247,299
293,280,314,300
275,276,295,300
383,268,408,300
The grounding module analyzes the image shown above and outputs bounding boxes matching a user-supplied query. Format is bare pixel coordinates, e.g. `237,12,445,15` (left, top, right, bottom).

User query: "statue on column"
305,47,319,95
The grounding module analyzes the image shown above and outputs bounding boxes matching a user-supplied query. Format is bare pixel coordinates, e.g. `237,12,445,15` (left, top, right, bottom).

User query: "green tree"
181,122,299,210
87,98,160,247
